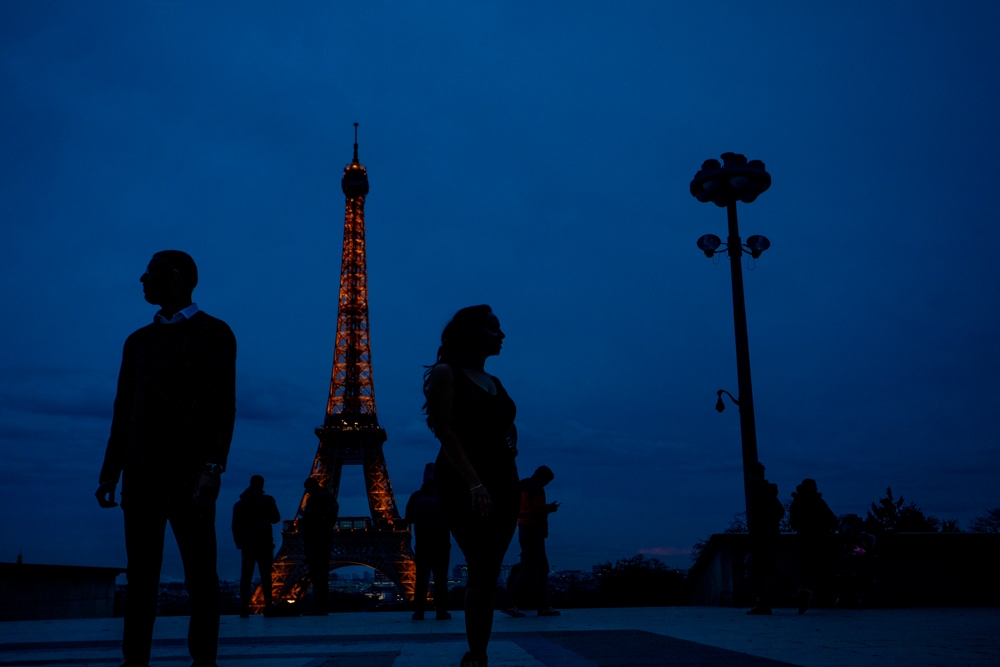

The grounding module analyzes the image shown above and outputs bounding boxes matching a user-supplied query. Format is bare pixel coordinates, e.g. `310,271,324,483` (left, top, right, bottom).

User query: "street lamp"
690,152,771,539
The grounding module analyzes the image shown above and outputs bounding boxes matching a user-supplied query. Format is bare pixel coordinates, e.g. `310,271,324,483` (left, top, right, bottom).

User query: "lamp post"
690,152,771,537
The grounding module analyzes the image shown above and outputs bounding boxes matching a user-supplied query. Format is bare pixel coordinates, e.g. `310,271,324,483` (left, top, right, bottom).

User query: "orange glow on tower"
257,125,415,611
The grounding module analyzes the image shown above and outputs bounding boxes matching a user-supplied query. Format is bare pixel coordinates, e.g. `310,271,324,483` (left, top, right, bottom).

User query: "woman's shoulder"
428,363,455,383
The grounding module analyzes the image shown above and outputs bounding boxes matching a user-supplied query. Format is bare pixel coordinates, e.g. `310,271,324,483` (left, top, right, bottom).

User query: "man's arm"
193,323,236,503
96,335,137,507
205,323,237,468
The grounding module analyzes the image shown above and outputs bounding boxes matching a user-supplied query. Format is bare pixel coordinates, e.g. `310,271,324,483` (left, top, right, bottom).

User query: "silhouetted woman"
424,305,519,667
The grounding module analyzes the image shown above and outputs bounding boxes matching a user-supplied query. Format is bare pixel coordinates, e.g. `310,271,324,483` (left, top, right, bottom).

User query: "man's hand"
547,501,560,514
95,481,118,508
193,470,221,503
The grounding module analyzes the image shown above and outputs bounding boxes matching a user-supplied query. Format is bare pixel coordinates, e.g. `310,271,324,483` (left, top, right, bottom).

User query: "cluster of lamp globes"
690,152,772,260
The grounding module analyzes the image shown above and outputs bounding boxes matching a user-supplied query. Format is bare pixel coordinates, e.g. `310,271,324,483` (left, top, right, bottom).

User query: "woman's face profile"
480,313,505,357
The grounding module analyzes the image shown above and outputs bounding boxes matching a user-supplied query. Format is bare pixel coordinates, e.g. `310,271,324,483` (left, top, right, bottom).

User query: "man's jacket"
99,311,236,499
232,487,280,551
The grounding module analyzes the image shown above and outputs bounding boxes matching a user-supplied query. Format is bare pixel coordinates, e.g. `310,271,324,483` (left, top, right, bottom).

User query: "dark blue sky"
2,2,999,579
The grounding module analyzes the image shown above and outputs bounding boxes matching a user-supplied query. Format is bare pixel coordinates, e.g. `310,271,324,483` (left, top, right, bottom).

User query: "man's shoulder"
188,311,236,342
127,322,157,337
189,311,233,331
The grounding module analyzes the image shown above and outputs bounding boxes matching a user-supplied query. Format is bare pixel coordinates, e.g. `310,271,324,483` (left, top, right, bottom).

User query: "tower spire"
353,122,359,164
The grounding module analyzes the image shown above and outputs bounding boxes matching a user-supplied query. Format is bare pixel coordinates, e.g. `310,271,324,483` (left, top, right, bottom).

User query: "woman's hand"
471,484,492,518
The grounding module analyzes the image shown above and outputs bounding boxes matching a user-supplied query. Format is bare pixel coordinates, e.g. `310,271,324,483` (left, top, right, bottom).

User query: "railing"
282,516,409,533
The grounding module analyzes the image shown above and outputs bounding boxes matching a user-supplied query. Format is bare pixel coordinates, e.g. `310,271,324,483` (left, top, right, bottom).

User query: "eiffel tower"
257,125,416,611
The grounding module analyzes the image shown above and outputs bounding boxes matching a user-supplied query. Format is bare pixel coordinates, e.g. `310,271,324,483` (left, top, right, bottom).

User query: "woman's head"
422,305,505,427
435,304,504,366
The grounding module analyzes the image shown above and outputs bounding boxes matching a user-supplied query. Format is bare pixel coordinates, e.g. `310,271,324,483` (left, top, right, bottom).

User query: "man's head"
423,462,435,485
250,475,264,491
532,465,554,486
304,477,322,494
141,250,198,306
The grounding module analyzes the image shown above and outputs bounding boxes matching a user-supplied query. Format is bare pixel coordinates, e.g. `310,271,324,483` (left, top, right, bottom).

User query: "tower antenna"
353,122,359,163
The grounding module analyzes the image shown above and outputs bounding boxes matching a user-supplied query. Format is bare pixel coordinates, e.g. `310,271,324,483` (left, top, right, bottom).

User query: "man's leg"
413,551,430,617
239,550,255,617
535,537,551,611
305,546,330,614
170,499,220,666
518,529,546,610
257,547,274,609
122,504,168,666
432,546,451,617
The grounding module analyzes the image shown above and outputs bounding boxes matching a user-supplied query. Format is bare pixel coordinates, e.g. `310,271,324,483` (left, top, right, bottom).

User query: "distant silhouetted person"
789,478,838,604
746,463,811,615
835,513,877,606
95,250,236,667
232,475,280,617
503,465,560,617
424,305,519,667
404,462,452,621
300,477,338,615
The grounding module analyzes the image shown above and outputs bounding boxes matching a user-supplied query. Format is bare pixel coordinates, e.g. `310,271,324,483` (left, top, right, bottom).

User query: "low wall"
0,562,124,621
678,532,1000,607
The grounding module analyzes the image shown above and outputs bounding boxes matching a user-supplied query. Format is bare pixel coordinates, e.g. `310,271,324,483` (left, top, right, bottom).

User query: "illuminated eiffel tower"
258,125,416,610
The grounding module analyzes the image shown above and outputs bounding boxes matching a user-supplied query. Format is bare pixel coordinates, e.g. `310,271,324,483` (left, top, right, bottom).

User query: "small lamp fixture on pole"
689,152,771,538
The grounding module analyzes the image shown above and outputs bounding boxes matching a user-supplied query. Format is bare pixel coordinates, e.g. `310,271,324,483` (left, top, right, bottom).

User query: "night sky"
2,2,999,581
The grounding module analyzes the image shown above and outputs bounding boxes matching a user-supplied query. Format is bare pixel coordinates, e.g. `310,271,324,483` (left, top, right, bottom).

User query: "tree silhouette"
968,508,1000,533
864,487,940,533
594,554,685,607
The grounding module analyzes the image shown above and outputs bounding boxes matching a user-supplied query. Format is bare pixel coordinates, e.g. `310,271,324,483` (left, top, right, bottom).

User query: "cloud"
235,376,315,422
639,546,693,556
0,365,114,419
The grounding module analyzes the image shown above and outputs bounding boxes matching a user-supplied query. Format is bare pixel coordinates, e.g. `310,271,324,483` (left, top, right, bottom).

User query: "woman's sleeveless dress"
434,369,520,589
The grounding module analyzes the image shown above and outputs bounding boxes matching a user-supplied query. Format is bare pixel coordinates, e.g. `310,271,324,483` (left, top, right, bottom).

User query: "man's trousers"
239,546,274,615
413,542,450,615
511,526,549,610
122,496,220,666
304,542,331,614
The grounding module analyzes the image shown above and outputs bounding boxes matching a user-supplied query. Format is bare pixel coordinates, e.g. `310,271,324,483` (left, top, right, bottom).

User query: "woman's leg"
453,515,518,659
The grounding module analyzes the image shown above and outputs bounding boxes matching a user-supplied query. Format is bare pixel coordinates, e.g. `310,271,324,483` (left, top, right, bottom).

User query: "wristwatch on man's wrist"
205,463,224,476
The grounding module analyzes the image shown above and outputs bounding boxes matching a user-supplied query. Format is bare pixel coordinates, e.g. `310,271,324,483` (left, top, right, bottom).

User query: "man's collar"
154,302,200,325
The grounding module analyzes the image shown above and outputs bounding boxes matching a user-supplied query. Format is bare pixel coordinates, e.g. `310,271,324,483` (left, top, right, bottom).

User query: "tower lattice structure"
257,126,416,610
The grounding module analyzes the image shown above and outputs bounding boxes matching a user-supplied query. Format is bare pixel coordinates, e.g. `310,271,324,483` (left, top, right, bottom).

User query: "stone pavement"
1,607,998,666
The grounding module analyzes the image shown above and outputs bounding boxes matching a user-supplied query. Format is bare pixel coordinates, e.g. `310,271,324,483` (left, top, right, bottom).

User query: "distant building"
451,563,468,583
0,562,123,621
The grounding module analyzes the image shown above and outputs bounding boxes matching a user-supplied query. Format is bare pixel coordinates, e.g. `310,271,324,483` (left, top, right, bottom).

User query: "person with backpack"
231,475,280,617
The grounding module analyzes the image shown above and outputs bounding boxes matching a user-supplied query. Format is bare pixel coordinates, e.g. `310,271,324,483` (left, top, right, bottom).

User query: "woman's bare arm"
427,363,491,516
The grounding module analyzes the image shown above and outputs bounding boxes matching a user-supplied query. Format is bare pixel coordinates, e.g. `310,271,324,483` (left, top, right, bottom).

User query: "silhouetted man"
503,465,560,617
96,250,236,667
232,475,280,617
789,478,838,607
300,477,338,615
404,462,452,621
746,463,809,615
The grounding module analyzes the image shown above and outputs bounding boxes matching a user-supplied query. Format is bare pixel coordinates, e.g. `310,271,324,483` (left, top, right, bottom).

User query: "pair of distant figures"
746,463,839,615
231,474,340,618
405,462,563,620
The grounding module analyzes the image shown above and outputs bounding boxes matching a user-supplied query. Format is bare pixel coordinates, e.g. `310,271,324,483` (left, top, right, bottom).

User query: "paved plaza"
1,607,997,666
